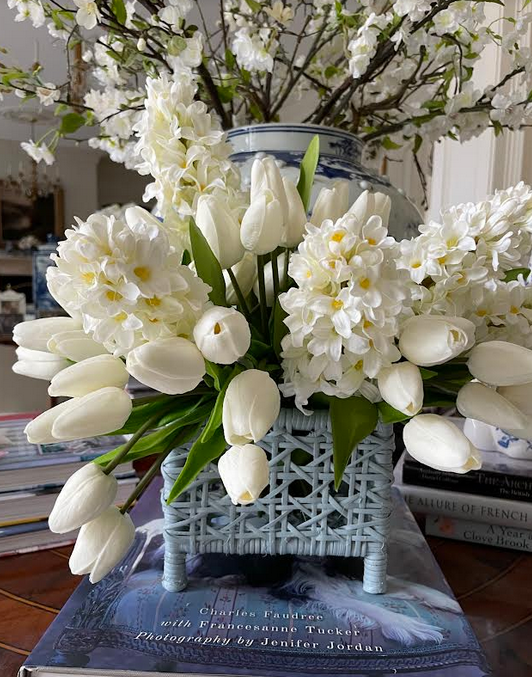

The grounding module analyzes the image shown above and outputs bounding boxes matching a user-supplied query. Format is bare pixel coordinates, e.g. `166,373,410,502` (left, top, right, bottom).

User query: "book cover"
20,482,490,677
426,516,532,553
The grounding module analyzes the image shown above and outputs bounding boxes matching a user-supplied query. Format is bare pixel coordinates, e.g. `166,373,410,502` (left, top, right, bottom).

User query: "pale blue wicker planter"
161,408,394,594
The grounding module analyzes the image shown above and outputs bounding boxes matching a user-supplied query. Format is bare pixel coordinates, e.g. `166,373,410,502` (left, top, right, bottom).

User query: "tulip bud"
193,306,251,364
12,347,69,381
311,180,349,225
468,341,532,386
69,506,135,583
218,444,270,505
253,252,287,307
348,190,391,227
223,369,281,445
281,178,307,247
13,316,80,351
250,156,288,222
126,337,205,394
240,190,283,255
497,382,532,417
403,414,481,473
195,195,245,270
223,252,257,306
399,315,475,367
48,354,129,397
49,463,117,533
24,399,80,444
51,387,132,441
377,362,423,416
457,381,529,432
47,330,108,361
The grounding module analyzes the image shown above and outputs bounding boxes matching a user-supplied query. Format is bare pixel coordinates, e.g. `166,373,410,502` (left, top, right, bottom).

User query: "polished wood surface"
0,540,530,676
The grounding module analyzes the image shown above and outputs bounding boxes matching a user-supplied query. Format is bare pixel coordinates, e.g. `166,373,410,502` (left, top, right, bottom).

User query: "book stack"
395,417,532,553
0,412,137,556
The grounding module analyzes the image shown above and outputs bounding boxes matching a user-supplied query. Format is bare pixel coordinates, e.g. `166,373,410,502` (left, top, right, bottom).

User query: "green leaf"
108,396,177,434
189,217,227,306
504,267,530,282
225,48,236,70
381,136,402,150
378,401,409,424
330,395,378,490
272,299,288,359
168,36,187,56
166,426,228,503
419,367,438,380
297,135,320,211
59,112,85,135
244,0,261,11
111,0,127,24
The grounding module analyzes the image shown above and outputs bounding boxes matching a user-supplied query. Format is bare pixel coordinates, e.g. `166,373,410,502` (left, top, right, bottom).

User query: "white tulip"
456,381,528,432
403,414,482,474
69,506,135,583
24,399,79,444
468,341,532,386
377,362,423,416
193,306,251,364
195,195,245,269
124,205,163,231
223,369,281,445
218,444,270,505
311,180,349,225
253,252,287,306
399,315,476,367
49,463,117,533
348,189,391,227
51,387,132,441
250,156,288,222
240,190,283,255
12,347,69,381
126,337,205,394
48,330,108,361
281,178,307,247
224,252,257,306
13,316,80,351
48,354,129,397
498,382,532,417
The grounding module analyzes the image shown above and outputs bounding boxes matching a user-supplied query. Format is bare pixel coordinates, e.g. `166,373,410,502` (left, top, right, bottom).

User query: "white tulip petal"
49,354,129,397
457,381,528,432
218,444,270,505
193,306,251,364
468,341,532,386
47,330,109,361
399,315,476,367
24,399,78,444
377,362,423,416
13,317,80,351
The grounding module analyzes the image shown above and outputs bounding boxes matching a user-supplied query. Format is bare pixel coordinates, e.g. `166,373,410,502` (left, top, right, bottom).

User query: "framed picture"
0,185,64,247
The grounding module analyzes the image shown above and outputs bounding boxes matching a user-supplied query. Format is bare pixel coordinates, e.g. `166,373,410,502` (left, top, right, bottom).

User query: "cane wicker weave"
161,408,394,594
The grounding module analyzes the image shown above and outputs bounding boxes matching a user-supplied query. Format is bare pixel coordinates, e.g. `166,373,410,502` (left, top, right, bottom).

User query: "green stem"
103,412,161,475
227,267,251,318
282,248,290,291
271,249,280,302
257,255,269,336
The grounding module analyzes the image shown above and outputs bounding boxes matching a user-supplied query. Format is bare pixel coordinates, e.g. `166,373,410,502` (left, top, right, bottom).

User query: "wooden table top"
1,539,531,677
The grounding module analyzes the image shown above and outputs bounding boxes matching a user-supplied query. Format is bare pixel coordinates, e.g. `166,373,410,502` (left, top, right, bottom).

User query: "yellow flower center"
146,297,161,307
82,272,96,284
106,290,122,302
446,237,458,248
331,231,345,243
115,312,128,322
438,256,447,265
367,237,376,245
363,320,373,329
134,266,151,282
354,360,363,370
511,305,520,314
476,309,487,317
213,322,222,335
359,277,371,289
331,299,343,311
411,261,422,269
305,270,312,278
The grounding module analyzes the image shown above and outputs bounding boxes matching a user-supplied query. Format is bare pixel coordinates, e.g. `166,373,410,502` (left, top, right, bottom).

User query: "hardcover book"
426,516,532,553
19,481,490,677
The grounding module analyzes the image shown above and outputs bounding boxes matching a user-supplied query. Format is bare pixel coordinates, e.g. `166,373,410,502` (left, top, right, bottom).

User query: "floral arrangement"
3,0,532,172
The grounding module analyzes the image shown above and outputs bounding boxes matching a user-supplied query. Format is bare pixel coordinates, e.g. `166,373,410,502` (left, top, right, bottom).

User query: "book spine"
402,460,532,503
426,516,532,553
397,483,532,528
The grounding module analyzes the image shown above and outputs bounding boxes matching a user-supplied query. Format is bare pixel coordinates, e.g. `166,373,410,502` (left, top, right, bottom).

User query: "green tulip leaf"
419,367,438,380
166,426,228,503
189,217,227,306
378,401,410,424
272,299,289,359
297,135,320,211
330,395,378,490
504,267,530,282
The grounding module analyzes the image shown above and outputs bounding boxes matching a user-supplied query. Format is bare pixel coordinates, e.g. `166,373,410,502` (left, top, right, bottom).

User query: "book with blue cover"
19,481,491,677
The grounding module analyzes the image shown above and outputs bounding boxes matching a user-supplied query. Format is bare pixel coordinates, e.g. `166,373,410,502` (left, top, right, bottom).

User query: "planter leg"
363,547,387,594
163,551,188,592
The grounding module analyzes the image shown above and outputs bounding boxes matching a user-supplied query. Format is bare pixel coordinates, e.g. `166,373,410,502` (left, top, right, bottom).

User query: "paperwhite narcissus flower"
240,189,284,255
399,315,476,366
195,195,245,269
12,347,70,381
467,341,532,386
48,354,129,397
223,253,257,306
223,369,281,445
13,316,80,351
126,337,205,394
456,381,529,433
25,399,79,444
250,156,288,221
403,414,482,473
69,506,135,583
310,180,350,225
193,307,251,364
49,464,117,533
50,387,132,441
218,444,270,505
253,253,287,307
47,330,109,361
377,362,423,416
281,178,307,247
